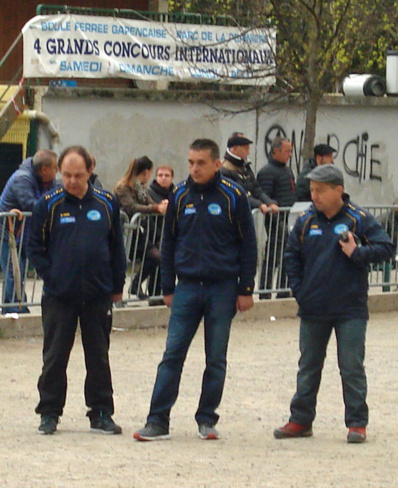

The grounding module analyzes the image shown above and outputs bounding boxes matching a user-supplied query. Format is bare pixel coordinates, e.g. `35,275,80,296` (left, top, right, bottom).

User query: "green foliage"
169,0,398,93
167,0,398,154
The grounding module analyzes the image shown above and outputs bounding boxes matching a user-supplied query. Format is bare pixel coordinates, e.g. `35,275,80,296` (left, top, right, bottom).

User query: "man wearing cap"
220,132,277,214
296,143,336,201
274,164,394,443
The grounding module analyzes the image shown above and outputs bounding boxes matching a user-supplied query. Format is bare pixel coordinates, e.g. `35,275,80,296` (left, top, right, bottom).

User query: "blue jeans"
290,318,368,427
147,279,237,428
0,238,29,314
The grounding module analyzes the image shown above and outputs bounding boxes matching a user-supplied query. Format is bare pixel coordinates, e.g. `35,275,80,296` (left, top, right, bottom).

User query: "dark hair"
58,145,93,171
271,137,290,154
32,149,57,171
135,156,153,175
114,155,154,190
190,139,220,160
230,131,244,138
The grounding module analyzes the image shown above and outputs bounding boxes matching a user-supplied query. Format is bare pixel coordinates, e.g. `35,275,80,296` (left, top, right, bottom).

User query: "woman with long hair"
114,156,168,300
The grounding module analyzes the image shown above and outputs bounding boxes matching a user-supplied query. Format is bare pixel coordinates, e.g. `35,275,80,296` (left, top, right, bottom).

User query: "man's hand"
259,203,268,214
158,200,168,215
112,293,123,303
269,204,279,214
236,295,254,312
163,294,174,308
339,231,357,258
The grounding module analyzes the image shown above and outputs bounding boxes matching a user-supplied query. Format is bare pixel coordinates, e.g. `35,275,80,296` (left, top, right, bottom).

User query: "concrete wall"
2,293,398,338
37,88,398,205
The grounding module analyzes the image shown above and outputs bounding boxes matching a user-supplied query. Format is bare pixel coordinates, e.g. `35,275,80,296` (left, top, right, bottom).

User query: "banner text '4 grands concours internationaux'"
23,14,276,85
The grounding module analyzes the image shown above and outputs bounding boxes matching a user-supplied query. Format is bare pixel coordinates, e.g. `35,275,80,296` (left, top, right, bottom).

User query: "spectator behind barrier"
256,137,296,299
114,156,168,304
88,153,103,189
220,131,278,214
148,165,175,203
296,143,336,202
0,149,58,314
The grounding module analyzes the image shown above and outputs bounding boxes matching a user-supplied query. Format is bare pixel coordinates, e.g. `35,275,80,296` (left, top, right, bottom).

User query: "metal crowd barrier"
1,205,398,313
0,211,41,314
121,211,165,305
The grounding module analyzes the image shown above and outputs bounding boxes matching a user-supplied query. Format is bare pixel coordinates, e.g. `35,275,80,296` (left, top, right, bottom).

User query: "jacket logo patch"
87,210,102,221
334,223,348,235
60,216,76,224
185,207,196,215
208,203,222,216
309,229,323,236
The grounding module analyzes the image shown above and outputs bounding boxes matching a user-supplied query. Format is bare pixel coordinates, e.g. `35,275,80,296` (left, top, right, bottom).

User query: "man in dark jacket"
296,143,335,201
28,145,126,436
148,165,175,203
147,165,175,302
220,133,277,213
256,137,296,298
0,150,58,314
134,138,257,441
274,164,395,443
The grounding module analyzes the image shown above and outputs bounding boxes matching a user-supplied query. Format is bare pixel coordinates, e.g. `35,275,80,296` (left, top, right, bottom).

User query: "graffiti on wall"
264,124,383,182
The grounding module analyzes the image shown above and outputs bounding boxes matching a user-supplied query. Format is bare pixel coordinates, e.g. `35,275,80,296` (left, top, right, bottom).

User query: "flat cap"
314,143,336,156
227,135,253,148
306,164,344,186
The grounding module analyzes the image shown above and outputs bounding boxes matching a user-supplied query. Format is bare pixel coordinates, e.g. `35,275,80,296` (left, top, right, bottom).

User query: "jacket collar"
188,171,221,192
63,181,94,202
269,157,287,168
224,149,245,168
150,179,172,198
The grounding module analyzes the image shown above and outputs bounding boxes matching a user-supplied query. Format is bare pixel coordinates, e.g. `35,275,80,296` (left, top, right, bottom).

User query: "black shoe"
90,413,122,435
129,280,149,299
259,293,272,300
38,414,59,435
148,297,165,306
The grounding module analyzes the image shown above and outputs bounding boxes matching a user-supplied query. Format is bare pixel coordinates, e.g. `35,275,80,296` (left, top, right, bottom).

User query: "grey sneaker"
38,415,59,435
198,423,220,440
90,414,122,435
133,423,170,441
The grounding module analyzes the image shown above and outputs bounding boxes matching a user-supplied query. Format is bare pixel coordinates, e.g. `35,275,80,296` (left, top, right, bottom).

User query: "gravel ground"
0,312,398,487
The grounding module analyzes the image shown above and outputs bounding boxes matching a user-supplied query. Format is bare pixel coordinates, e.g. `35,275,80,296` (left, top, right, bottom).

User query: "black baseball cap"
306,164,344,186
314,143,336,156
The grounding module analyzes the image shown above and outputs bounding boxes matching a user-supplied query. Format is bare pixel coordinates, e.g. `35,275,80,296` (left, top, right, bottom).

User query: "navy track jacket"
28,184,126,302
285,195,395,320
161,172,257,296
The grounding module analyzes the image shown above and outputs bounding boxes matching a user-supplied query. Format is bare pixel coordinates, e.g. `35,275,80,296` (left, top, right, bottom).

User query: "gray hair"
32,149,57,171
271,137,290,155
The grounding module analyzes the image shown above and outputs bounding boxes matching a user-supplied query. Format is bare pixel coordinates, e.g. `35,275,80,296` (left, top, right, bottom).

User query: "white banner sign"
22,14,276,85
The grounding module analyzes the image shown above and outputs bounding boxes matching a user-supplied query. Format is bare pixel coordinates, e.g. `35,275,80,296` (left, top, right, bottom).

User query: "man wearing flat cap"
220,132,277,214
274,163,395,444
296,143,336,201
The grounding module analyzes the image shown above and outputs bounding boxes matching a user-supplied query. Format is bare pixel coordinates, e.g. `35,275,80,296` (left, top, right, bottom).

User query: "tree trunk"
302,95,319,160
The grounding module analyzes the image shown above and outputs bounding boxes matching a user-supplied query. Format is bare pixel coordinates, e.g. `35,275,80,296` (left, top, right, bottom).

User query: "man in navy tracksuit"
134,138,257,441
274,164,394,443
28,145,126,435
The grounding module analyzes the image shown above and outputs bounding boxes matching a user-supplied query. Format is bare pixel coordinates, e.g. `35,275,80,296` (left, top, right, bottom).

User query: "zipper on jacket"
199,193,204,277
